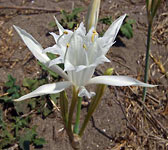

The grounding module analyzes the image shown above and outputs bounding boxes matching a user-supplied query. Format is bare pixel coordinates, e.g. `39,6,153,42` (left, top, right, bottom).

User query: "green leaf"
5,75,16,88
50,93,60,105
120,18,135,39
42,107,52,118
120,23,133,39
19,127,37,150
28,99,37,110
126,19,136,24
33,138,46,147
67,22,75,29
0,95,11,103
38,61,58,78
99,16,113,25
47,52,57,60
48,21,56,27
23,78,38,88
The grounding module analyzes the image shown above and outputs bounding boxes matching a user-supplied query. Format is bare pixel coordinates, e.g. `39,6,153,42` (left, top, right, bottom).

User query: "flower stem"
60,91,68,128
143,23,152,101
68,86,78,138
74,97,82,134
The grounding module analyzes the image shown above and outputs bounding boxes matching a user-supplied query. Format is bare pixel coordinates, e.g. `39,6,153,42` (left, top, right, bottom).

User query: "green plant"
19,127,46,149
120,19,135,39
0,75,46,149
0,75,20,103
49,7,83,29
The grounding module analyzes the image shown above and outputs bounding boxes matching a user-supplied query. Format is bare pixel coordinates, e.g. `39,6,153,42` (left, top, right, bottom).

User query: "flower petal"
43,45,61,55
49,57,64,66
67,66,95,87
13,25,49,64
87,76,157,87
54,16,64,35
78,86,95,99
14,81,72,101
13,25,69,80
50,32,59,43
103,14,126,42
64,29,88,71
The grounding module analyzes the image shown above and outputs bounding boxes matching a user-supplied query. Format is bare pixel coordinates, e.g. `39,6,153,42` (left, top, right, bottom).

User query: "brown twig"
134,98,168,136
0,5,61,13
113,87,138,133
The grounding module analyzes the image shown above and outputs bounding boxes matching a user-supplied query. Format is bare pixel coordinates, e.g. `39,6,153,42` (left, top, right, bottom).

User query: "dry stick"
135,98,168,136
0,5,61,12
113,87,138,133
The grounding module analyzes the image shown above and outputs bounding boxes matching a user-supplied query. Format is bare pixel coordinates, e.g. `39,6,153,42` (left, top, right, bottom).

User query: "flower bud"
85,0,101,32
146,0,161,25
104,68,114,75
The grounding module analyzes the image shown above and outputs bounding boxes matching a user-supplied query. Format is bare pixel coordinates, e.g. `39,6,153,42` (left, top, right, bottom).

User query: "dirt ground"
0,0,168,150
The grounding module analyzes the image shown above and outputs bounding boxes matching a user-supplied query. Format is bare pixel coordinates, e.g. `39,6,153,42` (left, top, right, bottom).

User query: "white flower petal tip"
14,81,72,102
13,25,50,64
87,76,157,87
103,14,127,40
13,25,68,80
53,16,64,35
78,87,95,99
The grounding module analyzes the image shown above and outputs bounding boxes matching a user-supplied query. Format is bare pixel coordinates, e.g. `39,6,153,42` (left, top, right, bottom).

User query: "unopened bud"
104,68,114,75
85,0,101,32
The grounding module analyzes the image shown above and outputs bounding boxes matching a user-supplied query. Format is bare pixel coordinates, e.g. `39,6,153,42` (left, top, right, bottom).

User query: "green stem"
74,97,82,134
60,91,68,128
143,23,152,101
68,86,78,138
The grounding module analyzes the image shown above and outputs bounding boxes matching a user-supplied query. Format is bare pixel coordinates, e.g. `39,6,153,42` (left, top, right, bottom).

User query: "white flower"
13,14,156,101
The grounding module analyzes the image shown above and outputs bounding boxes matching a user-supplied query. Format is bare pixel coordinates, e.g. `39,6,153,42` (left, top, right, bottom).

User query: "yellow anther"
91,29,97,42
63,31,68,34
92,29,97,34
74,24,79,30
83,44,87,50
67,43,70,48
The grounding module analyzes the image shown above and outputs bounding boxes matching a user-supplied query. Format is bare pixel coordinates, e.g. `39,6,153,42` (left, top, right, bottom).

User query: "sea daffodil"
13,14,156,101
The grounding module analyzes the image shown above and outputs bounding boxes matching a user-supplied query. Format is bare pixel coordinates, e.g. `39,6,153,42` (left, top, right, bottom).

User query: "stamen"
67,43,70,48
91,30,97,42
93,29,97,34
74,24,79,30
63,31,68,34
83,44,87,50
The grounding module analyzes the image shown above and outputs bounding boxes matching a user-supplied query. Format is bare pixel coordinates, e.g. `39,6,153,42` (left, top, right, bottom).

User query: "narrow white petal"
78,86,95,99
13,25,50,64
64,30,88,70
50,32,59,43
87,76,157,87
54,16,64,35
103,14,126,42
14,81,72,101
76,22,86,36
49,57,64,66
13,25,69,80
43,45,61,55
94,55,111,66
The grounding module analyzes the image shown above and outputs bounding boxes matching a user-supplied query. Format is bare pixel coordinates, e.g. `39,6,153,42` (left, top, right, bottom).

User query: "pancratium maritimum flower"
13,14,156,101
